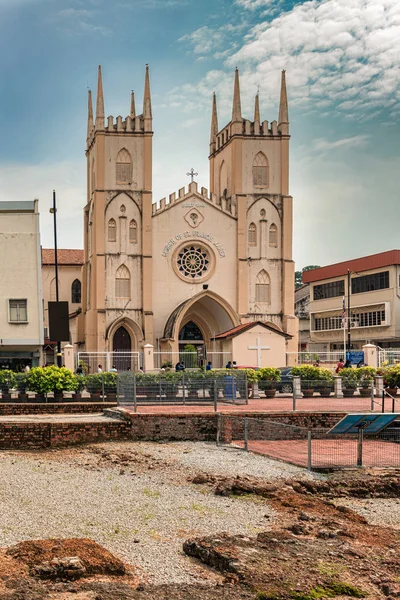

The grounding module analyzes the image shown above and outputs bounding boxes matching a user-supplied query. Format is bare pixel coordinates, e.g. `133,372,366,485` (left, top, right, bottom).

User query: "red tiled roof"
42,249,84,266
214,321,291,340
302,250,400,284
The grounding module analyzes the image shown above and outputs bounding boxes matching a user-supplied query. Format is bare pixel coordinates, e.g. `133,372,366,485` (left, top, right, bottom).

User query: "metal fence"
378,349,400,367
117,371,248,411
217,415,400,469
76,352,141,374
153,351,232,370
286,351,343,367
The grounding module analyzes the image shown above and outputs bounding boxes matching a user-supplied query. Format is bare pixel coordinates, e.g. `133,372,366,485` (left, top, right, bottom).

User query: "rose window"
177,245,210,279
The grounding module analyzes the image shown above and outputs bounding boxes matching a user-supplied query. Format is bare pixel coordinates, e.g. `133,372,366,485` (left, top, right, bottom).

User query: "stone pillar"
143,343,154,372
334,376,343,399
362,343,378,368
251,381,260,399
293,376,302,398
375,375,384,397
63,344,75,372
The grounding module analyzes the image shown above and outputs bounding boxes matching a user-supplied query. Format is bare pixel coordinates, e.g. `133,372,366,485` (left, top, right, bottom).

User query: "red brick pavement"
234,439,400,468
123,396,383,415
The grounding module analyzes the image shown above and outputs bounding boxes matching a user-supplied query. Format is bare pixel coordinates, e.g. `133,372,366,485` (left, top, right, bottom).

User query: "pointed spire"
95,65,105,130
130,91,136,119
87,89,93,143
232,68,242,123
210,92,218,146
254,92,260,123
143,64,152,119
278,69,289,134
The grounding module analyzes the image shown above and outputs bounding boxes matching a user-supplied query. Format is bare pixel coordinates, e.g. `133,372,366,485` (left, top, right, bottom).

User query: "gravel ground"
334,497,400,530
0,442,309,585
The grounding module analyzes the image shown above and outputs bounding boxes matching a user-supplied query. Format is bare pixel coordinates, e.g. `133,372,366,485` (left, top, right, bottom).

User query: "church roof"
213,321,291,340
42,249,84,266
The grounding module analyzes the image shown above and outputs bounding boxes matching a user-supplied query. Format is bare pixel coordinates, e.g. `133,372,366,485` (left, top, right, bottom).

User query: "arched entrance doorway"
179,321,204,368
112,326,132,371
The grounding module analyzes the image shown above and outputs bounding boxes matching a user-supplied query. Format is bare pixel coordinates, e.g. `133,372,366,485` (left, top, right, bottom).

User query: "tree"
295,265,321,289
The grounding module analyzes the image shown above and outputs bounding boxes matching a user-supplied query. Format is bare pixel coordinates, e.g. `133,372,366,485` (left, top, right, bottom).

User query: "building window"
108,218,116,242
269,223,278,247
248,223,257,246
252,152,268,187
116,148,132,184
313,308,386,331
356,309,385,327
255,270,270,303
352,271,389,294
9,299,28,323
313,315,342,331
71,279,81,304
313,280,344,300
115,265,131,299
129,219,137,244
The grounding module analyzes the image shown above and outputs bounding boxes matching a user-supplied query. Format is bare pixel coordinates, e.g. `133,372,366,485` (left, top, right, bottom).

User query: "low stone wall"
0,403,117,415
0,421,131,450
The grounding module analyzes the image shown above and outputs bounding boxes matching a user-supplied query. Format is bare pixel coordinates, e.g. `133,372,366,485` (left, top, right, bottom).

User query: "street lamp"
50,190,62,367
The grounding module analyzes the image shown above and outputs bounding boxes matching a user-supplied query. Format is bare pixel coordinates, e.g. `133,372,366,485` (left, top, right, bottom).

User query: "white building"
0,200,43,369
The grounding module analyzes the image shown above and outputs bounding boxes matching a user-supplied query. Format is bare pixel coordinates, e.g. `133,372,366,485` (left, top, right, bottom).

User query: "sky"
0,0,399,269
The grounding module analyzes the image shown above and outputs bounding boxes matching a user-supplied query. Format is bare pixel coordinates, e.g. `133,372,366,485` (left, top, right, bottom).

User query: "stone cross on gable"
186,168,198,183
248,337,270,368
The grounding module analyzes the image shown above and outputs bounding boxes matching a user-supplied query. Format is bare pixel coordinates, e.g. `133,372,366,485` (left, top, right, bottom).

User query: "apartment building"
302,250,400,351
0,200,43,369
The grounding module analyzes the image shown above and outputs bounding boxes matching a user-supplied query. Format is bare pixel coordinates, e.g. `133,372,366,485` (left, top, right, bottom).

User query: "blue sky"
0,0,399,268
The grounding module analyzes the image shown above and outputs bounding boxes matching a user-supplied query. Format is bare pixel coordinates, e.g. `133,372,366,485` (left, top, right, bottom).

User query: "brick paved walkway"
233,439,400,468
122,396,384,414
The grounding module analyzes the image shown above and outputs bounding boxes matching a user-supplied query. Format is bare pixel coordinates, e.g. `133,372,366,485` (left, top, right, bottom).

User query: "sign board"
48,301,70,342
346,351,364,365
328,413,399,435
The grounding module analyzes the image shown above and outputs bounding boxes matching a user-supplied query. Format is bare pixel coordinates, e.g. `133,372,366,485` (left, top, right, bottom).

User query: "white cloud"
179,22,247,58
314,135,370,151
176,0,400,121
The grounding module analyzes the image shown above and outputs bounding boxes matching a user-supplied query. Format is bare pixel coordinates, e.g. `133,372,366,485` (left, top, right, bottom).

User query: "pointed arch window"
253,152,268,187
115,265,131,299
248,222,257,246
71,279,81,304
129,219,138,244
255,270,270,304
116,148,132,184
108,218,116,242
269,223,278,247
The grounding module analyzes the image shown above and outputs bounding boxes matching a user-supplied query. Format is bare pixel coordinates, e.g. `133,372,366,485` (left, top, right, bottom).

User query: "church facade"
78,65,298,365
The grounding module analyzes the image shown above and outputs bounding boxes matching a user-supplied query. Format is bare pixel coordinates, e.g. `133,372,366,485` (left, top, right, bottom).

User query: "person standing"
225,360,232,369
335,358,344,374
97,364,103,373
109,365,118,373
206,361,212,371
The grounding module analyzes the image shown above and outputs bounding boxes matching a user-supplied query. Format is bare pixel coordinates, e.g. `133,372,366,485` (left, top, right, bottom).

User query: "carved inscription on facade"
162,231,226,258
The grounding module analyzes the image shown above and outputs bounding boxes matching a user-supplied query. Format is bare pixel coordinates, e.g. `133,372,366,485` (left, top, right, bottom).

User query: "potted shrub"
26,367,52,401
340,367,359,397
0,370,16,401
72,375,86,401
45,366,78,402
291,365,320,397
103,372,117,401
381,364,400,397
315,368,334,397
14,372,28,402
357,366,376,397
257,367,281,398
85,373,103,400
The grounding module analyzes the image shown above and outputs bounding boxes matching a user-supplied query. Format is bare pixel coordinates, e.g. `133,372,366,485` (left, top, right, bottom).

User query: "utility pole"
50,190,62,367
347,270,351,352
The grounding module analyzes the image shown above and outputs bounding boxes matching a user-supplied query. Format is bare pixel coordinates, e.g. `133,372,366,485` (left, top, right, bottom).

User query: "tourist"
24,364,30,373
97,364,103,373
313,359,320,367
175,361,185,372
335,358,344,373
206,361,212,371
225,360,232,369
109,365,118,373
76,365,83,376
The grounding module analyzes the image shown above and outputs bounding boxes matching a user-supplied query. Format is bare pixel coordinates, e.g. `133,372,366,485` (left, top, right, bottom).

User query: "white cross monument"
247,337,270,368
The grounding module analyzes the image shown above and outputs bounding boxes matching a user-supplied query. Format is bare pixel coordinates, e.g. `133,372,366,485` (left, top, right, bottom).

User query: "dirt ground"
0,443,399,599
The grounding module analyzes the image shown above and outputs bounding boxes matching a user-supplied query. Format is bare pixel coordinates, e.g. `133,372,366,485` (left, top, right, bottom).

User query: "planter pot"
106,392,117,402
1,392,11,401
385,388,398,397
90,392,101,401
18,393,29,402
318,388,332,397
302,388,314,397
53,392,64,403
359,388,371,397
264,389,276,398
34,395,46,402
343,388,356,397
72,393,82,401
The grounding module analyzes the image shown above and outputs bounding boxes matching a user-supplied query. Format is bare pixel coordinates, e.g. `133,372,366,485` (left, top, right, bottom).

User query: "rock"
32,555,86,580
192,473,211,485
